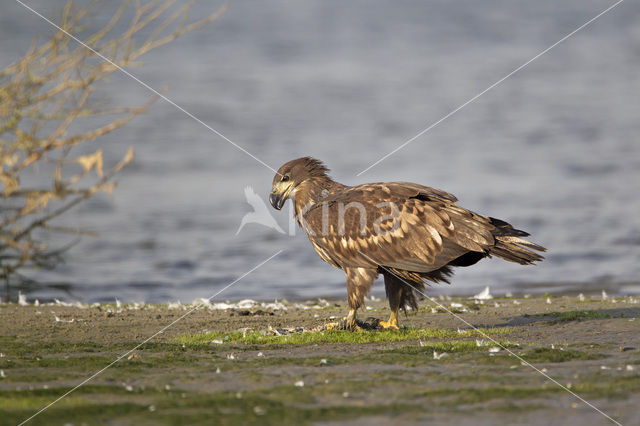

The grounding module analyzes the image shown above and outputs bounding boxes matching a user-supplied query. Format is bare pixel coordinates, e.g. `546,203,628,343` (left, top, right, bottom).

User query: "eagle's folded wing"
302,183,495,273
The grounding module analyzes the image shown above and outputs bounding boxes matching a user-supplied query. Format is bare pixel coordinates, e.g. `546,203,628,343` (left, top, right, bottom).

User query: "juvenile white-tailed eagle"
269,157,545,330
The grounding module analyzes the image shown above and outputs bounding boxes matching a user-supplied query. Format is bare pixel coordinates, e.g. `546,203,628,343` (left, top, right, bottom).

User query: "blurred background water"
2,0,639,303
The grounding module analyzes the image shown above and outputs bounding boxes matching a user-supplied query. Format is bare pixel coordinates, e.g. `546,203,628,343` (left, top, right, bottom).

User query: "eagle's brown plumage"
269,157,545,330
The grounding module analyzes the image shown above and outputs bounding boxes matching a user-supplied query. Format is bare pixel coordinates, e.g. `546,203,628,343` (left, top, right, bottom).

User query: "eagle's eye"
281,175,290,182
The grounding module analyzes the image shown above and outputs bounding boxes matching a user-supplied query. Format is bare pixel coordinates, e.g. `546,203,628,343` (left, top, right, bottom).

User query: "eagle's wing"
302,182,495,272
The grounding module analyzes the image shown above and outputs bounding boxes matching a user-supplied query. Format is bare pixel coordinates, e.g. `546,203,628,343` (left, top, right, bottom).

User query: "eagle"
269,157,545,330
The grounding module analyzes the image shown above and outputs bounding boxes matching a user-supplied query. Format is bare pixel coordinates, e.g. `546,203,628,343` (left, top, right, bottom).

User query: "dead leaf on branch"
74,149,103,177
20,192,53,215
1,174,19,196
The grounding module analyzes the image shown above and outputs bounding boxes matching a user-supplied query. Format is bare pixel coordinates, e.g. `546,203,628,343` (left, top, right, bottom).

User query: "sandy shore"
1,294,639,425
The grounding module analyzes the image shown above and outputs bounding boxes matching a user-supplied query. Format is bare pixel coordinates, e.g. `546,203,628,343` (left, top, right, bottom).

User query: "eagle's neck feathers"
293,176,345,224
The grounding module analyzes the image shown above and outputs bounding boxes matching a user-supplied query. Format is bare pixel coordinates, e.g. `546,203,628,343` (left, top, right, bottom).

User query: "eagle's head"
269,157,329,210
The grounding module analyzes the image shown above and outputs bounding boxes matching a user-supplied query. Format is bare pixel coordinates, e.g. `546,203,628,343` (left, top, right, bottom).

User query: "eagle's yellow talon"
379,310,400,330
324,311,364,331
378,319,399,330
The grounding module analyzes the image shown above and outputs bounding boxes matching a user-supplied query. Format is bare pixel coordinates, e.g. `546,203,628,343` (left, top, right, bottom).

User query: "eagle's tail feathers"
491,235,545,265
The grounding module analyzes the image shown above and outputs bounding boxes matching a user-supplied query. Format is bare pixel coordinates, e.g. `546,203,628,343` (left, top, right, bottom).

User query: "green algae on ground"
0,385,422,426
520,347,605,362
175,327,513,347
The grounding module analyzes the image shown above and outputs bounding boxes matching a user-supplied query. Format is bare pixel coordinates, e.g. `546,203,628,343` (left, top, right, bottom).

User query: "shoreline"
5,280,640,307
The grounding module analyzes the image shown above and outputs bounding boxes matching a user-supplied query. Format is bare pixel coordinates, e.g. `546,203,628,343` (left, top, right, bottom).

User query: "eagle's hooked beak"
269,183,293,210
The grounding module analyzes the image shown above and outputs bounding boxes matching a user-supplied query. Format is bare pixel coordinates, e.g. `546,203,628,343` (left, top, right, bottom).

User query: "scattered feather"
294,380,304,387
433,351,447,360
293,303,310,310
473,286,493,300
18,292,28,306
262,300,287,310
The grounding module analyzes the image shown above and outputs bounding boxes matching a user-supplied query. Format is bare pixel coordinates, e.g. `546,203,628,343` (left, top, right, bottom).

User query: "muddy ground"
1,295,639,426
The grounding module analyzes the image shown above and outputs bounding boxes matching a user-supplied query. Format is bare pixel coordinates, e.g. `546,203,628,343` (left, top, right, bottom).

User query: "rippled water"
3,0,640,302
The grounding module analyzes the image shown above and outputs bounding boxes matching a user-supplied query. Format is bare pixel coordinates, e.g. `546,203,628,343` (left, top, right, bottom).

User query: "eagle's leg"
380,272,403,330
324,267,378,331
379,288,401,330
